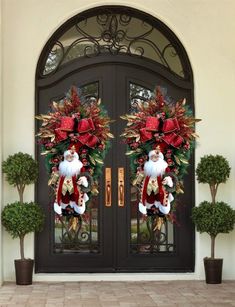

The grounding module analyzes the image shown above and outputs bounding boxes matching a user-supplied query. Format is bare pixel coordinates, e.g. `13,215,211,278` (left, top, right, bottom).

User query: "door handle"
105,167,112,207
118,167,125,207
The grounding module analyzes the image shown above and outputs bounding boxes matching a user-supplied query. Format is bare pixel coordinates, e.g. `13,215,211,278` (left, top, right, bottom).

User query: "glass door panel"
53,82,101,254
129,82,175,254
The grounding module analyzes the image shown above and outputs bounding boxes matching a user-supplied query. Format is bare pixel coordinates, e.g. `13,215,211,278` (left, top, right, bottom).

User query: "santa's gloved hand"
77,176,88,187
54,202,62,215
162,176,173,188
139,202,147,215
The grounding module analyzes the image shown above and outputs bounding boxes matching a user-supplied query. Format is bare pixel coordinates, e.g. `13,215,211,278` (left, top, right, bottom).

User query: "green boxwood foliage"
2,202,44,238
192,201,235,237
196,155,230,185
2,152,38,203
1,202,44,260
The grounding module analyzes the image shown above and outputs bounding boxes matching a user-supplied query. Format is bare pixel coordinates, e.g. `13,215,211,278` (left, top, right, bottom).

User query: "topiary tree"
2,152,38,203
1,152,44,260
192,155,235,259
1,202,44,260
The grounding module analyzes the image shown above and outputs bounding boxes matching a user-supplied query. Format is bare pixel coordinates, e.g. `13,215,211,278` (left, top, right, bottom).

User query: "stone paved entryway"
0,281,235,306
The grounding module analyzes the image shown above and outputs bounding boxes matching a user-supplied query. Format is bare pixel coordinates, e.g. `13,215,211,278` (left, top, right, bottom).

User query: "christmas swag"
121,87,200,222
36,86,113,216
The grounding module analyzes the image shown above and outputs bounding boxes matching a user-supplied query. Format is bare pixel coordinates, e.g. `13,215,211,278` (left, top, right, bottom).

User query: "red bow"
140,117,160,142
77,118,99,148
55,116,75,141
55,117,99,148
140,116,183,148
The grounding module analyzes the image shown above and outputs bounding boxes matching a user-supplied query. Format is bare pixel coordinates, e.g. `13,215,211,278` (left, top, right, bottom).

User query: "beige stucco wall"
1,0,235,281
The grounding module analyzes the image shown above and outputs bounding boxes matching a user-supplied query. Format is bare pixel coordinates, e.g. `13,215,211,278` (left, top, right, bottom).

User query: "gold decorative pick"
153,217,164,231
69,217,79,231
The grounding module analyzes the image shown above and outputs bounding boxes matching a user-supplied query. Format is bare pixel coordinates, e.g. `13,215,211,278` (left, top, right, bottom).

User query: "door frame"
35,55,195,273
35,5,195,273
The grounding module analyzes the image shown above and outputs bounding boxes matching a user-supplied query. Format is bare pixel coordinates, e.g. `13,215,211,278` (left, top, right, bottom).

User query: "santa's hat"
68,143,80,153
63,146,79,160
148,149,163,160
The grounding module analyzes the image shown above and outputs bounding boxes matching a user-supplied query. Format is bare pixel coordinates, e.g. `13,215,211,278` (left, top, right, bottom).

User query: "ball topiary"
1,202,44,260
2,152,39,203
196,155,230,204
192,201,235,237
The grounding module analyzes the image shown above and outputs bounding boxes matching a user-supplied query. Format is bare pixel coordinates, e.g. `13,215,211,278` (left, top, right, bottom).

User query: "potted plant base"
15,259,34,285
204,257,223,284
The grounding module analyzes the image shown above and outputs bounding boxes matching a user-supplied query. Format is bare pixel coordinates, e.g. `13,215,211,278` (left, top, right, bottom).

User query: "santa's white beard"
144,159,168,178
59,158,83,177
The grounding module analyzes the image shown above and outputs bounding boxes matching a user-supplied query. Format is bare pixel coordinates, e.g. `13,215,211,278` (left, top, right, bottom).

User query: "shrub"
2,152,38,203
192,201,235,237
1,202,44,259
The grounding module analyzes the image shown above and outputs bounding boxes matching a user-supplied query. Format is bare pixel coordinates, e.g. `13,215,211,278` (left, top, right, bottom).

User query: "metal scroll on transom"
43,9,185,78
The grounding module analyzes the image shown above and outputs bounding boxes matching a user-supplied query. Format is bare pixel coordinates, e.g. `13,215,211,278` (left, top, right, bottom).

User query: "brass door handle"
118,167,125,207
105,168,112,207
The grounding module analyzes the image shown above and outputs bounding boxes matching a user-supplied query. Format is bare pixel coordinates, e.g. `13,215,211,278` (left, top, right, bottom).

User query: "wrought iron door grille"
42,8,186,78
54,199,100,254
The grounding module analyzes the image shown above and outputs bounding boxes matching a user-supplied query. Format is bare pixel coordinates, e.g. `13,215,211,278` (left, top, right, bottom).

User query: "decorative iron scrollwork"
42,9,185,78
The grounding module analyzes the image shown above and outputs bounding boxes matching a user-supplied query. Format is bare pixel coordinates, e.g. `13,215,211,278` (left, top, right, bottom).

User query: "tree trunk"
211,235,215,259
20,235,25,260
19,192,23,204
210,184,216,204
19,186,24,204
16,183,25,203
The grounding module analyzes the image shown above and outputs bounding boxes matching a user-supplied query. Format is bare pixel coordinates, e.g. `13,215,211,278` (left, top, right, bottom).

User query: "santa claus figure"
53,146,89,216
138,146,175,216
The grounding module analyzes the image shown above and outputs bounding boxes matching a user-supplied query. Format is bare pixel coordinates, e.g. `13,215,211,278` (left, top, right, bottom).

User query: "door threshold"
32,272,198,282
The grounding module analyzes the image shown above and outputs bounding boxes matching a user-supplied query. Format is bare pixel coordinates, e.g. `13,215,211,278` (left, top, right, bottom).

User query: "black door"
35,57,194,272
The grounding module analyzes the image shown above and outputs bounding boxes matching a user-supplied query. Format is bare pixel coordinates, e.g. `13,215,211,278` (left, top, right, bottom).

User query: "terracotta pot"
14,259,34,285
204,257,223,284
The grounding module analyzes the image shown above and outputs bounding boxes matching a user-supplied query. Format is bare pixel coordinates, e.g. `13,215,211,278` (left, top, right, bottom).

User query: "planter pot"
14,259,34,285
204,257,223,284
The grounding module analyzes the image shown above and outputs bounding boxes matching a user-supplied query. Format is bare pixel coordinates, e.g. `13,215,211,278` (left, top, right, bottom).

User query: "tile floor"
0,281,234,306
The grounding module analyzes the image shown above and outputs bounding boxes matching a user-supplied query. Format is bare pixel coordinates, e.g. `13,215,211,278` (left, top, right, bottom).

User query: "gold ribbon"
62,177,74,195
147,179,159,195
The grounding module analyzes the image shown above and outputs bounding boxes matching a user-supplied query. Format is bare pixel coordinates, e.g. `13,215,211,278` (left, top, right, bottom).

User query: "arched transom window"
40,7,190,80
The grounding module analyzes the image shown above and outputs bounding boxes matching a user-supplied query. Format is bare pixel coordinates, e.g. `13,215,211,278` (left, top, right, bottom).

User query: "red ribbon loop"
77,118,95,133
55,117,75,141
145,117,160,131
77,118,99,148
162,133,184,148
140,116,160,142
162,118,180,133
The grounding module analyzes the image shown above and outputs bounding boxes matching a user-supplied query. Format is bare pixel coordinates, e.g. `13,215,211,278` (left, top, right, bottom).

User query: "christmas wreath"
36,86,113,200
121,87,200,218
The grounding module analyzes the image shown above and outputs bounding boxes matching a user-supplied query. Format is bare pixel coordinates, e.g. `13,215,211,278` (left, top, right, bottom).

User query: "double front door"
36,59,194,272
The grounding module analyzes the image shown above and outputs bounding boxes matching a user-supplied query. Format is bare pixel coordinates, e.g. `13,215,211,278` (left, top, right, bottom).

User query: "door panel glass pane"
53,82,100,254
129,82,175,254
